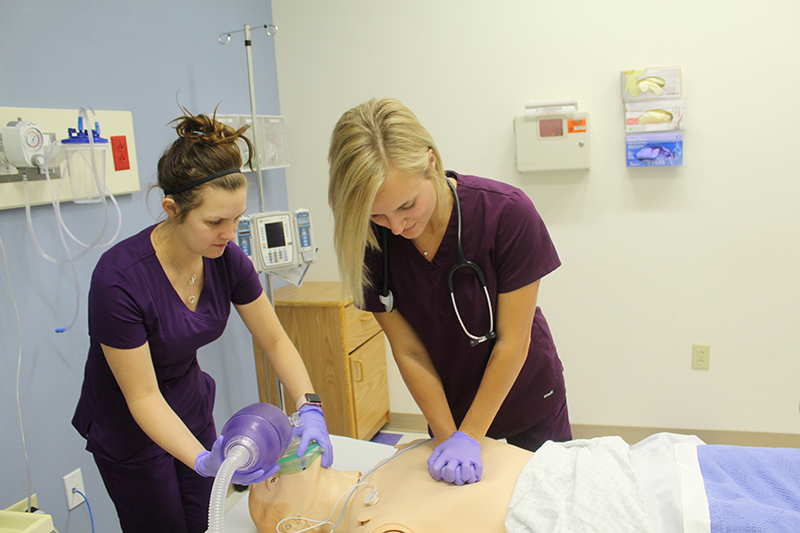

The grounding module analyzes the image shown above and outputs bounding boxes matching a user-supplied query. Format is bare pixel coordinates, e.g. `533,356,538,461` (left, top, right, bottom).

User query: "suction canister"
61,115,108,204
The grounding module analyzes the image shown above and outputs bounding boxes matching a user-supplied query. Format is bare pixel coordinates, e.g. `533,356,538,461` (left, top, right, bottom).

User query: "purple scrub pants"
93,425,216,533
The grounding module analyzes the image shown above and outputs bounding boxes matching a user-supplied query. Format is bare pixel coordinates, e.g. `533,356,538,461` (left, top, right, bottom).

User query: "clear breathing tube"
23,107,122,333
207,403,295,533
208,444,252,533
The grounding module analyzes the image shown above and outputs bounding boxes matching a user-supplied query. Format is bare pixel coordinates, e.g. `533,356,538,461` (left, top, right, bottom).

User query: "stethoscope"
380,175,497,347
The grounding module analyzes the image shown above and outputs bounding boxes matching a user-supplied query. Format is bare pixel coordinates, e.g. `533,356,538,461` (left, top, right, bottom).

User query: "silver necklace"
414,218,445,257
161,226,200,304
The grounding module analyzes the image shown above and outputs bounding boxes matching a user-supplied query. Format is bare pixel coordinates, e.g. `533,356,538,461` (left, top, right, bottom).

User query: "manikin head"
249,456,362,532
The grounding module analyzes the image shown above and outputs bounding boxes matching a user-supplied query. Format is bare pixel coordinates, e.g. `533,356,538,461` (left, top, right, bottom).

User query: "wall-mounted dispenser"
514,99,590,172
621,67,685,167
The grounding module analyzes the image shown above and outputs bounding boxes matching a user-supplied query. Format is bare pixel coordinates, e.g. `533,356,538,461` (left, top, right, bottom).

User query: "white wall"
272,0,800,434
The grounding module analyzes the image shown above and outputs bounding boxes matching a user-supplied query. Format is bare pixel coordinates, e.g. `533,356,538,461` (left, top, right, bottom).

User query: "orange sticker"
568,119,587,134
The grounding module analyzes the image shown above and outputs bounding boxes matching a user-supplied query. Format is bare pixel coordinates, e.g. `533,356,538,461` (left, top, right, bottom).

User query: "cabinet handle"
353,359,364,382
360,313,372,322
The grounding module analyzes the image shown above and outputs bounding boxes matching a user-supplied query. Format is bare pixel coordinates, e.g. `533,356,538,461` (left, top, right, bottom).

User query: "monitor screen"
265,221,286,248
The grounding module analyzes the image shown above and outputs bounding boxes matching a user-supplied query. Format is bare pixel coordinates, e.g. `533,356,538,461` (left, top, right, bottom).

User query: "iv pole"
217,23,277,214
217,22,279,301
218,23,285,409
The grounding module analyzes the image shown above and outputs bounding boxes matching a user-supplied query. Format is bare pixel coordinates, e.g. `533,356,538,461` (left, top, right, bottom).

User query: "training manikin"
249,438,531,533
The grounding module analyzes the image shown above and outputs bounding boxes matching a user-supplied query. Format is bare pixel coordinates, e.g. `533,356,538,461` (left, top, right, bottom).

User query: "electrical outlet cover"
692,343,711,370
62,468,85,510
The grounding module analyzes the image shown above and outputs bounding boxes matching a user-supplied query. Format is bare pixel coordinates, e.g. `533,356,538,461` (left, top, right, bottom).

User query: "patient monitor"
236,208,316,286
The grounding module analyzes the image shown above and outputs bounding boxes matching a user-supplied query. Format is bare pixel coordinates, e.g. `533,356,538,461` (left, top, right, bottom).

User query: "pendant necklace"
414,218,445,257
161,226,200,304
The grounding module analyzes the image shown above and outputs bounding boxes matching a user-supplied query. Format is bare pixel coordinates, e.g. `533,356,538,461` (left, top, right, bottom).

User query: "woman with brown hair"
72,109,332,532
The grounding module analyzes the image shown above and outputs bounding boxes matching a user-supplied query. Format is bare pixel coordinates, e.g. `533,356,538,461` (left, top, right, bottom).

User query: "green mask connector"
277,437,323,473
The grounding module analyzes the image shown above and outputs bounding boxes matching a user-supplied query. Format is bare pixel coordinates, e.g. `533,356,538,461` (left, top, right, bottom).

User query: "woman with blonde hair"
328,97,570,487
72,109,332,532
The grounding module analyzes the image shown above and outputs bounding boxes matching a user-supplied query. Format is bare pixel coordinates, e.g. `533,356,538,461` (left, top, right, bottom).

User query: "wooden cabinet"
266,281,390,440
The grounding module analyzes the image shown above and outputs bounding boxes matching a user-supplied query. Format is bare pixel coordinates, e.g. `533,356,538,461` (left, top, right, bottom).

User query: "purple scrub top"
363,173,565,437
72,224,263,462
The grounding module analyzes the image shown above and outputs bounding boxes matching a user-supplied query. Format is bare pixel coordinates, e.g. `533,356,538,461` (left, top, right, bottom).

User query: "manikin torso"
249,438,532,533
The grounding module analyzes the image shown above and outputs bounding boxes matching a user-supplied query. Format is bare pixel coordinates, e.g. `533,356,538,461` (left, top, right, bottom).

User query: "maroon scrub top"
363,172,566,437
72,225,263,462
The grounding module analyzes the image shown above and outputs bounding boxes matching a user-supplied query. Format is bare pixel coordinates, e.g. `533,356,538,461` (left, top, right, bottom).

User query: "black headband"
163,168,241,196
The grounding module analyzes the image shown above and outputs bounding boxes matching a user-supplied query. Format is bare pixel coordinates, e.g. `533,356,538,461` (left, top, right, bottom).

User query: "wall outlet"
62,468,85,510
692,343,711,370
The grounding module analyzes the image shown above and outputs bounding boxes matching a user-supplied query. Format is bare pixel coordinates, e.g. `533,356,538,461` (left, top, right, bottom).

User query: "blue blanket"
699,445,800,532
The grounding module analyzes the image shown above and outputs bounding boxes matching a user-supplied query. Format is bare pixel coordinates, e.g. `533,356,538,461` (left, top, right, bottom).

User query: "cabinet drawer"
344,303,381,353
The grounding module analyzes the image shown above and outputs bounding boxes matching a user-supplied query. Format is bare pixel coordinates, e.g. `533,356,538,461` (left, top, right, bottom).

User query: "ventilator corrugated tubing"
208,444,250,533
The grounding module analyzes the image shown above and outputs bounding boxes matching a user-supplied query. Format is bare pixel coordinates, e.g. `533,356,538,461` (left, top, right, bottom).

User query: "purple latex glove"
292,404,333,468
195,435,280,485
427,431,483,486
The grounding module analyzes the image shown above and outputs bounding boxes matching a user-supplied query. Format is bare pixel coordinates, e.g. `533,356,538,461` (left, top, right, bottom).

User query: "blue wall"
0,2,285,531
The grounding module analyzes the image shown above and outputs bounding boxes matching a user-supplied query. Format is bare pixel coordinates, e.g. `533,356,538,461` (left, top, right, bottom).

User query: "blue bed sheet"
698,445,800,533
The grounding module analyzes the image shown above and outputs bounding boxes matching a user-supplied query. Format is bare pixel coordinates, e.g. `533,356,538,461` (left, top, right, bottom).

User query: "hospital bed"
507,432,800,532
223,433,800,533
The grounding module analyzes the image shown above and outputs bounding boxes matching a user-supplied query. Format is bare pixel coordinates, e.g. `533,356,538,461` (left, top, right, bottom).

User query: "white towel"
506,436,652,533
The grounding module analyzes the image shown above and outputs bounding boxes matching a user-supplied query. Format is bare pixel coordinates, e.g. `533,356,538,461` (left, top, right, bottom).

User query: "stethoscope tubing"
381,174,496,346
444,177,496,346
